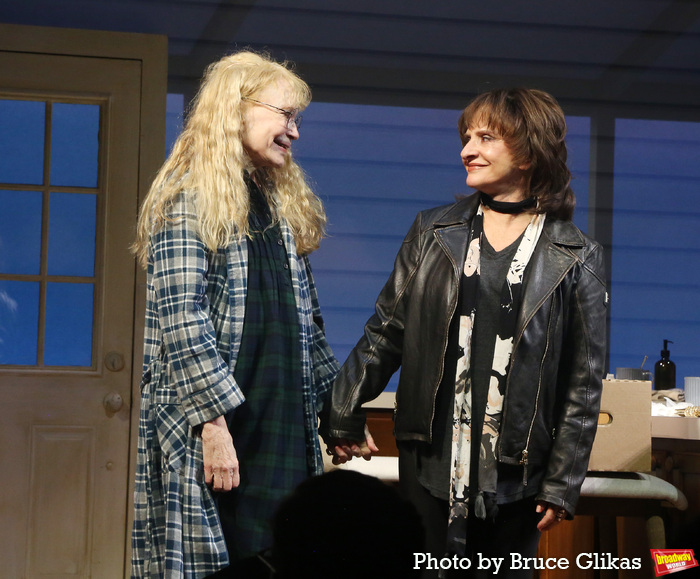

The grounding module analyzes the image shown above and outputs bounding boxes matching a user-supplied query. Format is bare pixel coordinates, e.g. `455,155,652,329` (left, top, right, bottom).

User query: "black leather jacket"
328,193,607,516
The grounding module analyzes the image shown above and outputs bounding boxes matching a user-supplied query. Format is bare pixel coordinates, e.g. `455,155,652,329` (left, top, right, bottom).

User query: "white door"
0,34,155,577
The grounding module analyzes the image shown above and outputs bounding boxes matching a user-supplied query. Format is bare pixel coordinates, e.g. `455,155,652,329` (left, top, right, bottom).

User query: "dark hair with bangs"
458,88,576,220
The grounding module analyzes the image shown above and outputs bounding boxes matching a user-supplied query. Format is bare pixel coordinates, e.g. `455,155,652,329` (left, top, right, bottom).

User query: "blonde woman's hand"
325,424,379,465
202,415,240,491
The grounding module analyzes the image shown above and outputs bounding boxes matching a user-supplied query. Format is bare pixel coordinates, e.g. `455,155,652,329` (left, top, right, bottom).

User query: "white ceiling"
2,0,699,115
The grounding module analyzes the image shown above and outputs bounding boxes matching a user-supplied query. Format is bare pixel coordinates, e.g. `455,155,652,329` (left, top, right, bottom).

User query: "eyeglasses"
243,97,303,129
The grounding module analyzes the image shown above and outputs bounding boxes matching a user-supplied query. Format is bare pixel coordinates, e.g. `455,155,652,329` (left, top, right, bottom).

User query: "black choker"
480,192,536,214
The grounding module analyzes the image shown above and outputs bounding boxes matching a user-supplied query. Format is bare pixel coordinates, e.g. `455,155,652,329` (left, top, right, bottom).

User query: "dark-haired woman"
325,88,607,577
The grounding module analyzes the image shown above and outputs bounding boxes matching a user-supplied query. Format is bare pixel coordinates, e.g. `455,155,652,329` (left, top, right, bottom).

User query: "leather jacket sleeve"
326,213,425,440
536,241,607,516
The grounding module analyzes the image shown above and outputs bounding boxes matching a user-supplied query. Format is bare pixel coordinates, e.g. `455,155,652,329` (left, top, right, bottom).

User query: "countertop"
652,415,700,440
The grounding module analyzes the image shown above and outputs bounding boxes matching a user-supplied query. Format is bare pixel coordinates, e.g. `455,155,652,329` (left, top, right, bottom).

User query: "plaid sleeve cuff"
179,371,245,427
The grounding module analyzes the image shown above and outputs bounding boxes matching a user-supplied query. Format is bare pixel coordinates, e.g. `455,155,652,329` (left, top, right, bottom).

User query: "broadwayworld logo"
651,549,699,576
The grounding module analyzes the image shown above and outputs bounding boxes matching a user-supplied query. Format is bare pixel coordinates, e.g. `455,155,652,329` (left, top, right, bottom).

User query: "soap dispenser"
654,339,676,390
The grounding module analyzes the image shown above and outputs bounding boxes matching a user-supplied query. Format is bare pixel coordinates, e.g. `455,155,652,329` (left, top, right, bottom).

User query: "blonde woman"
131,51,339,578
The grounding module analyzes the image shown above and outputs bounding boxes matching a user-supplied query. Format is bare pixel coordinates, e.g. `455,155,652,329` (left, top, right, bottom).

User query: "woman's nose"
287,122,300,140
460,143,473,161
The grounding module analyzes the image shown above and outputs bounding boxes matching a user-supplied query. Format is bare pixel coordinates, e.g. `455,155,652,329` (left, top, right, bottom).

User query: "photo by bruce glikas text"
413,552,642,573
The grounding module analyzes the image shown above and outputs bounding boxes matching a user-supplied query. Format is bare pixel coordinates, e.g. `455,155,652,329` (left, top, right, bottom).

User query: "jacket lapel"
433,194,479,272
434,224,471,273
431,195,586,341
516,220,585,338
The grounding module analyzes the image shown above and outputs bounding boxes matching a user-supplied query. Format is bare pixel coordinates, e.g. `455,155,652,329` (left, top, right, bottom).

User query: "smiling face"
242,80,300,169
460,123,530,201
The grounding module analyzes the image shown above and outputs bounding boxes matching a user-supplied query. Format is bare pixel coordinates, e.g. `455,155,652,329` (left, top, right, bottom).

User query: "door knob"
103,391,124,414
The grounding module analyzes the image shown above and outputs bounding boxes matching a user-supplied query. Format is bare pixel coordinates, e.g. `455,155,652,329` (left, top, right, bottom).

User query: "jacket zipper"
431,228,462,443
500,293,557,487
520,298,556,486
520,449,529,486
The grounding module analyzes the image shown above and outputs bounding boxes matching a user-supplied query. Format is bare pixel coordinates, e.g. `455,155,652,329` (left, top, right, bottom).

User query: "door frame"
0,22,167,575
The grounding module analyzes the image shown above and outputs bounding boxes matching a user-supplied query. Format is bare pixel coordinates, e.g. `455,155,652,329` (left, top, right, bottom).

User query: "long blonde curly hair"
133,51,326,267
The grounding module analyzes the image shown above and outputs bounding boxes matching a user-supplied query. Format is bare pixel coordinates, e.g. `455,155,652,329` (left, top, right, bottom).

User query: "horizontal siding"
610,118,700,382
298,103,466,391
300,158,464,201
611,247,700,286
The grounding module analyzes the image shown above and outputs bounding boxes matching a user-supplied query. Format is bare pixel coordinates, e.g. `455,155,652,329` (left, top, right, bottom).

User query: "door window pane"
0,190,43,275
0,280,40,365
48,192,96,277
50,103,100,188
0,99,101,369
0,99,45,185
45,282,94,367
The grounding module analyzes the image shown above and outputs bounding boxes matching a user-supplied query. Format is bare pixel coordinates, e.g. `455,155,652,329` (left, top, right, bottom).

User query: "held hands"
325,424,380,465
536,501,568,532
201,416,240,492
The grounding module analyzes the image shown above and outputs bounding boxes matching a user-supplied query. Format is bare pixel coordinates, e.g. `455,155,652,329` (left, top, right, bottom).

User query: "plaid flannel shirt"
131,191,339,578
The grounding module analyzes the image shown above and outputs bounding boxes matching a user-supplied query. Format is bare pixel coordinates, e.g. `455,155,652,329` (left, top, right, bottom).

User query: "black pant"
398,449,542,579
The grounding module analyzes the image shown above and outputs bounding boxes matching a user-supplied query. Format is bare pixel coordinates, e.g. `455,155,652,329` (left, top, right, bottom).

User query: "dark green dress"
217,180,307,560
